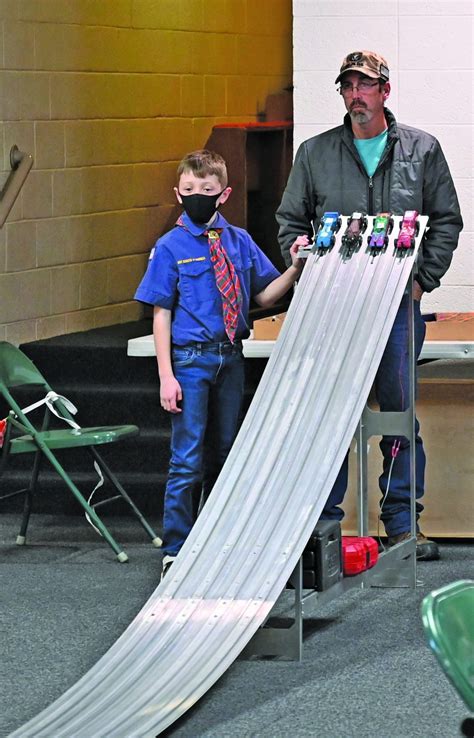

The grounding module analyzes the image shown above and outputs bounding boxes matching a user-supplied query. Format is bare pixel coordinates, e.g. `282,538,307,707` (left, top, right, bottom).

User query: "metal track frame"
11,216,428,738
242,273,417,660
240,533,417,662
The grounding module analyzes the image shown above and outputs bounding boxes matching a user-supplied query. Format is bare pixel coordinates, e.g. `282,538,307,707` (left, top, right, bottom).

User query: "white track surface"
11,217,426,737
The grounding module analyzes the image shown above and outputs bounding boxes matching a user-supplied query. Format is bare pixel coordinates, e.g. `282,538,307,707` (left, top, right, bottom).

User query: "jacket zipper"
344,143,376,215
343,126,395,216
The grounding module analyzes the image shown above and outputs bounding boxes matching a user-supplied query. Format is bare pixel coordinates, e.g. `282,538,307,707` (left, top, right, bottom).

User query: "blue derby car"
315,212,341,248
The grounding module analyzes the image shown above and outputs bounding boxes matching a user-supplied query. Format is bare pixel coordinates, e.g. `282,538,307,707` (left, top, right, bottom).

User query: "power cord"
377,439,401,551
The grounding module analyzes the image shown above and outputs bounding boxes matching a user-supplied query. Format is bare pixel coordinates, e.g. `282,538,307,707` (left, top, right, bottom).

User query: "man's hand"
413,280,424,302
160,375,182,413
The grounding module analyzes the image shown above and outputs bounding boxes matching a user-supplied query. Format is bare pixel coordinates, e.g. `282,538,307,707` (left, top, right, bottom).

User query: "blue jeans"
162,340,245,556
321,296,426,536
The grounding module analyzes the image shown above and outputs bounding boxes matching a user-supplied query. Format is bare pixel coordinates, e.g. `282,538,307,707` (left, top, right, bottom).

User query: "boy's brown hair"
177,149,228,188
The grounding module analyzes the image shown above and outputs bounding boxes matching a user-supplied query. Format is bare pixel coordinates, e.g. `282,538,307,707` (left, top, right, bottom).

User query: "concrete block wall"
293,0,473,313
0,0,292,344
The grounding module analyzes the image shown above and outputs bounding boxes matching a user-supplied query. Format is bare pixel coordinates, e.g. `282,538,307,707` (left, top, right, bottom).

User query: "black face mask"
179,191,223,224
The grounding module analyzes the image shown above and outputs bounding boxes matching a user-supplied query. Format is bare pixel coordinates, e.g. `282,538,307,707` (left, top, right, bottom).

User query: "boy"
135,149,307,578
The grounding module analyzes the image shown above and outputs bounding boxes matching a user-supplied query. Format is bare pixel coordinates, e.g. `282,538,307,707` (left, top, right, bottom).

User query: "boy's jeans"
321,295,426,537
162,340,244,557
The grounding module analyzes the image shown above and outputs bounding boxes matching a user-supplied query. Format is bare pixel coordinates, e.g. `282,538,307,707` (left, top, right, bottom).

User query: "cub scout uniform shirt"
134,212,280,346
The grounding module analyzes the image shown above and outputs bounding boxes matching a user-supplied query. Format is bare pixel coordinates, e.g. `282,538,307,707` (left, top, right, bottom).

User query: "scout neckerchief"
176,215,242,343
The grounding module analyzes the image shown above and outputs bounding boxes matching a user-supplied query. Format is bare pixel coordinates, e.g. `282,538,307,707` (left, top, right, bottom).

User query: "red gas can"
342,536,379,576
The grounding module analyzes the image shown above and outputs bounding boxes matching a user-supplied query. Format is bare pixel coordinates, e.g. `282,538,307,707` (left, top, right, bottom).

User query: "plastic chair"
0,341,161,562
421,580,474,735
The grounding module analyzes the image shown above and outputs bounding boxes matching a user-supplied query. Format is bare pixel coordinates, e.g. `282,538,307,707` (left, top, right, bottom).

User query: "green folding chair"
0,341,161,562
421,579,474,735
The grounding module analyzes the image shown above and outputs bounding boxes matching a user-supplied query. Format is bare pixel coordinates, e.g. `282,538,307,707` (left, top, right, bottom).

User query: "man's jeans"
162,341,244,557
321,295,426,537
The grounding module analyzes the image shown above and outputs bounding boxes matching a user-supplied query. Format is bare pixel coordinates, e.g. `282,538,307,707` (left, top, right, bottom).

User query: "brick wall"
292,0,473,313
0,0,292,344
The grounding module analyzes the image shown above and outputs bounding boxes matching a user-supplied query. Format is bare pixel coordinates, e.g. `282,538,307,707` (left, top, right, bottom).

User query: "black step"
0,321,267,517
1,469,166,516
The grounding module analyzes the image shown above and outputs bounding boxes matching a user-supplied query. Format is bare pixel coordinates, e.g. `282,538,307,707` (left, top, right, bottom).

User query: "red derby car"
395,210,419,249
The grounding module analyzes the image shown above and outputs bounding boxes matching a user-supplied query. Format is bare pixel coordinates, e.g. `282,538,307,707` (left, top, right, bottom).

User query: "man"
276,50,463,561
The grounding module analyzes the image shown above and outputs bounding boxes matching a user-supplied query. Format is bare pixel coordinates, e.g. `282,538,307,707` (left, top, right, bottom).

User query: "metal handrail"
0,146,34,229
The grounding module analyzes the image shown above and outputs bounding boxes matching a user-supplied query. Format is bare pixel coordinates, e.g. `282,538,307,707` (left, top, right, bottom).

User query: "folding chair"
0,341,161,562
421,580,474,737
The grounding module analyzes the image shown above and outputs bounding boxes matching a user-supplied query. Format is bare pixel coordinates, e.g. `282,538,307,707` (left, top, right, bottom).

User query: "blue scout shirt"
134,212,280,345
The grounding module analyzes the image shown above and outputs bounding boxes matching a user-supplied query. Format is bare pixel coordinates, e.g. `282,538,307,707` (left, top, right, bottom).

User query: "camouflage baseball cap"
335,50,389,84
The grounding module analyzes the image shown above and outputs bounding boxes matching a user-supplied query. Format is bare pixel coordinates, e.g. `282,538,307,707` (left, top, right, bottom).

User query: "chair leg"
16,489,32,545
0,425,34,545
39,442,128,562
89,448,162,547
16,406,51,545
16,448,42,545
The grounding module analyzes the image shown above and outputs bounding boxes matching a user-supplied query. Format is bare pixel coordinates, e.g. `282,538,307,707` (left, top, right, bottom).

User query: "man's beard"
350,110,369,123
350,105,371,124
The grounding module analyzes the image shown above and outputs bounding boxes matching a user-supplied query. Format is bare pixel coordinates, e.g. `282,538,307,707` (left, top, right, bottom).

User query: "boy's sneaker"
161,555,176,581
387,531,440,561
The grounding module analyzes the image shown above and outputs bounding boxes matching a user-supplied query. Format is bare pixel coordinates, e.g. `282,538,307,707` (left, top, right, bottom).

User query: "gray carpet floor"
0,514,472,738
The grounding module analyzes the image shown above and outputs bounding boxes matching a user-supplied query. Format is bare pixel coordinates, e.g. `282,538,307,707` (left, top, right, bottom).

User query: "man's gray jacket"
276,108,463,293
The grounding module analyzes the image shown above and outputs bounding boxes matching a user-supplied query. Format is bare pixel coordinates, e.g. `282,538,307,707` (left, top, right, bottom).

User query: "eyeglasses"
338,80,381,96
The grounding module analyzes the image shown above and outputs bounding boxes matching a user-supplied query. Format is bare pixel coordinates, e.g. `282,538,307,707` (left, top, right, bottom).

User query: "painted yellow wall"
0,0,293,344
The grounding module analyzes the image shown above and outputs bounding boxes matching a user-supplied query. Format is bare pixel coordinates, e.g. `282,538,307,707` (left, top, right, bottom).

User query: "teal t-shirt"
354,129,388,177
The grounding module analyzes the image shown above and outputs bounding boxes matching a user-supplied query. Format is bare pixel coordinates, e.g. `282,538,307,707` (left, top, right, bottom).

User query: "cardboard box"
425,313,474,341
253,313,287,340
254,312,474,342
342,379,474,537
